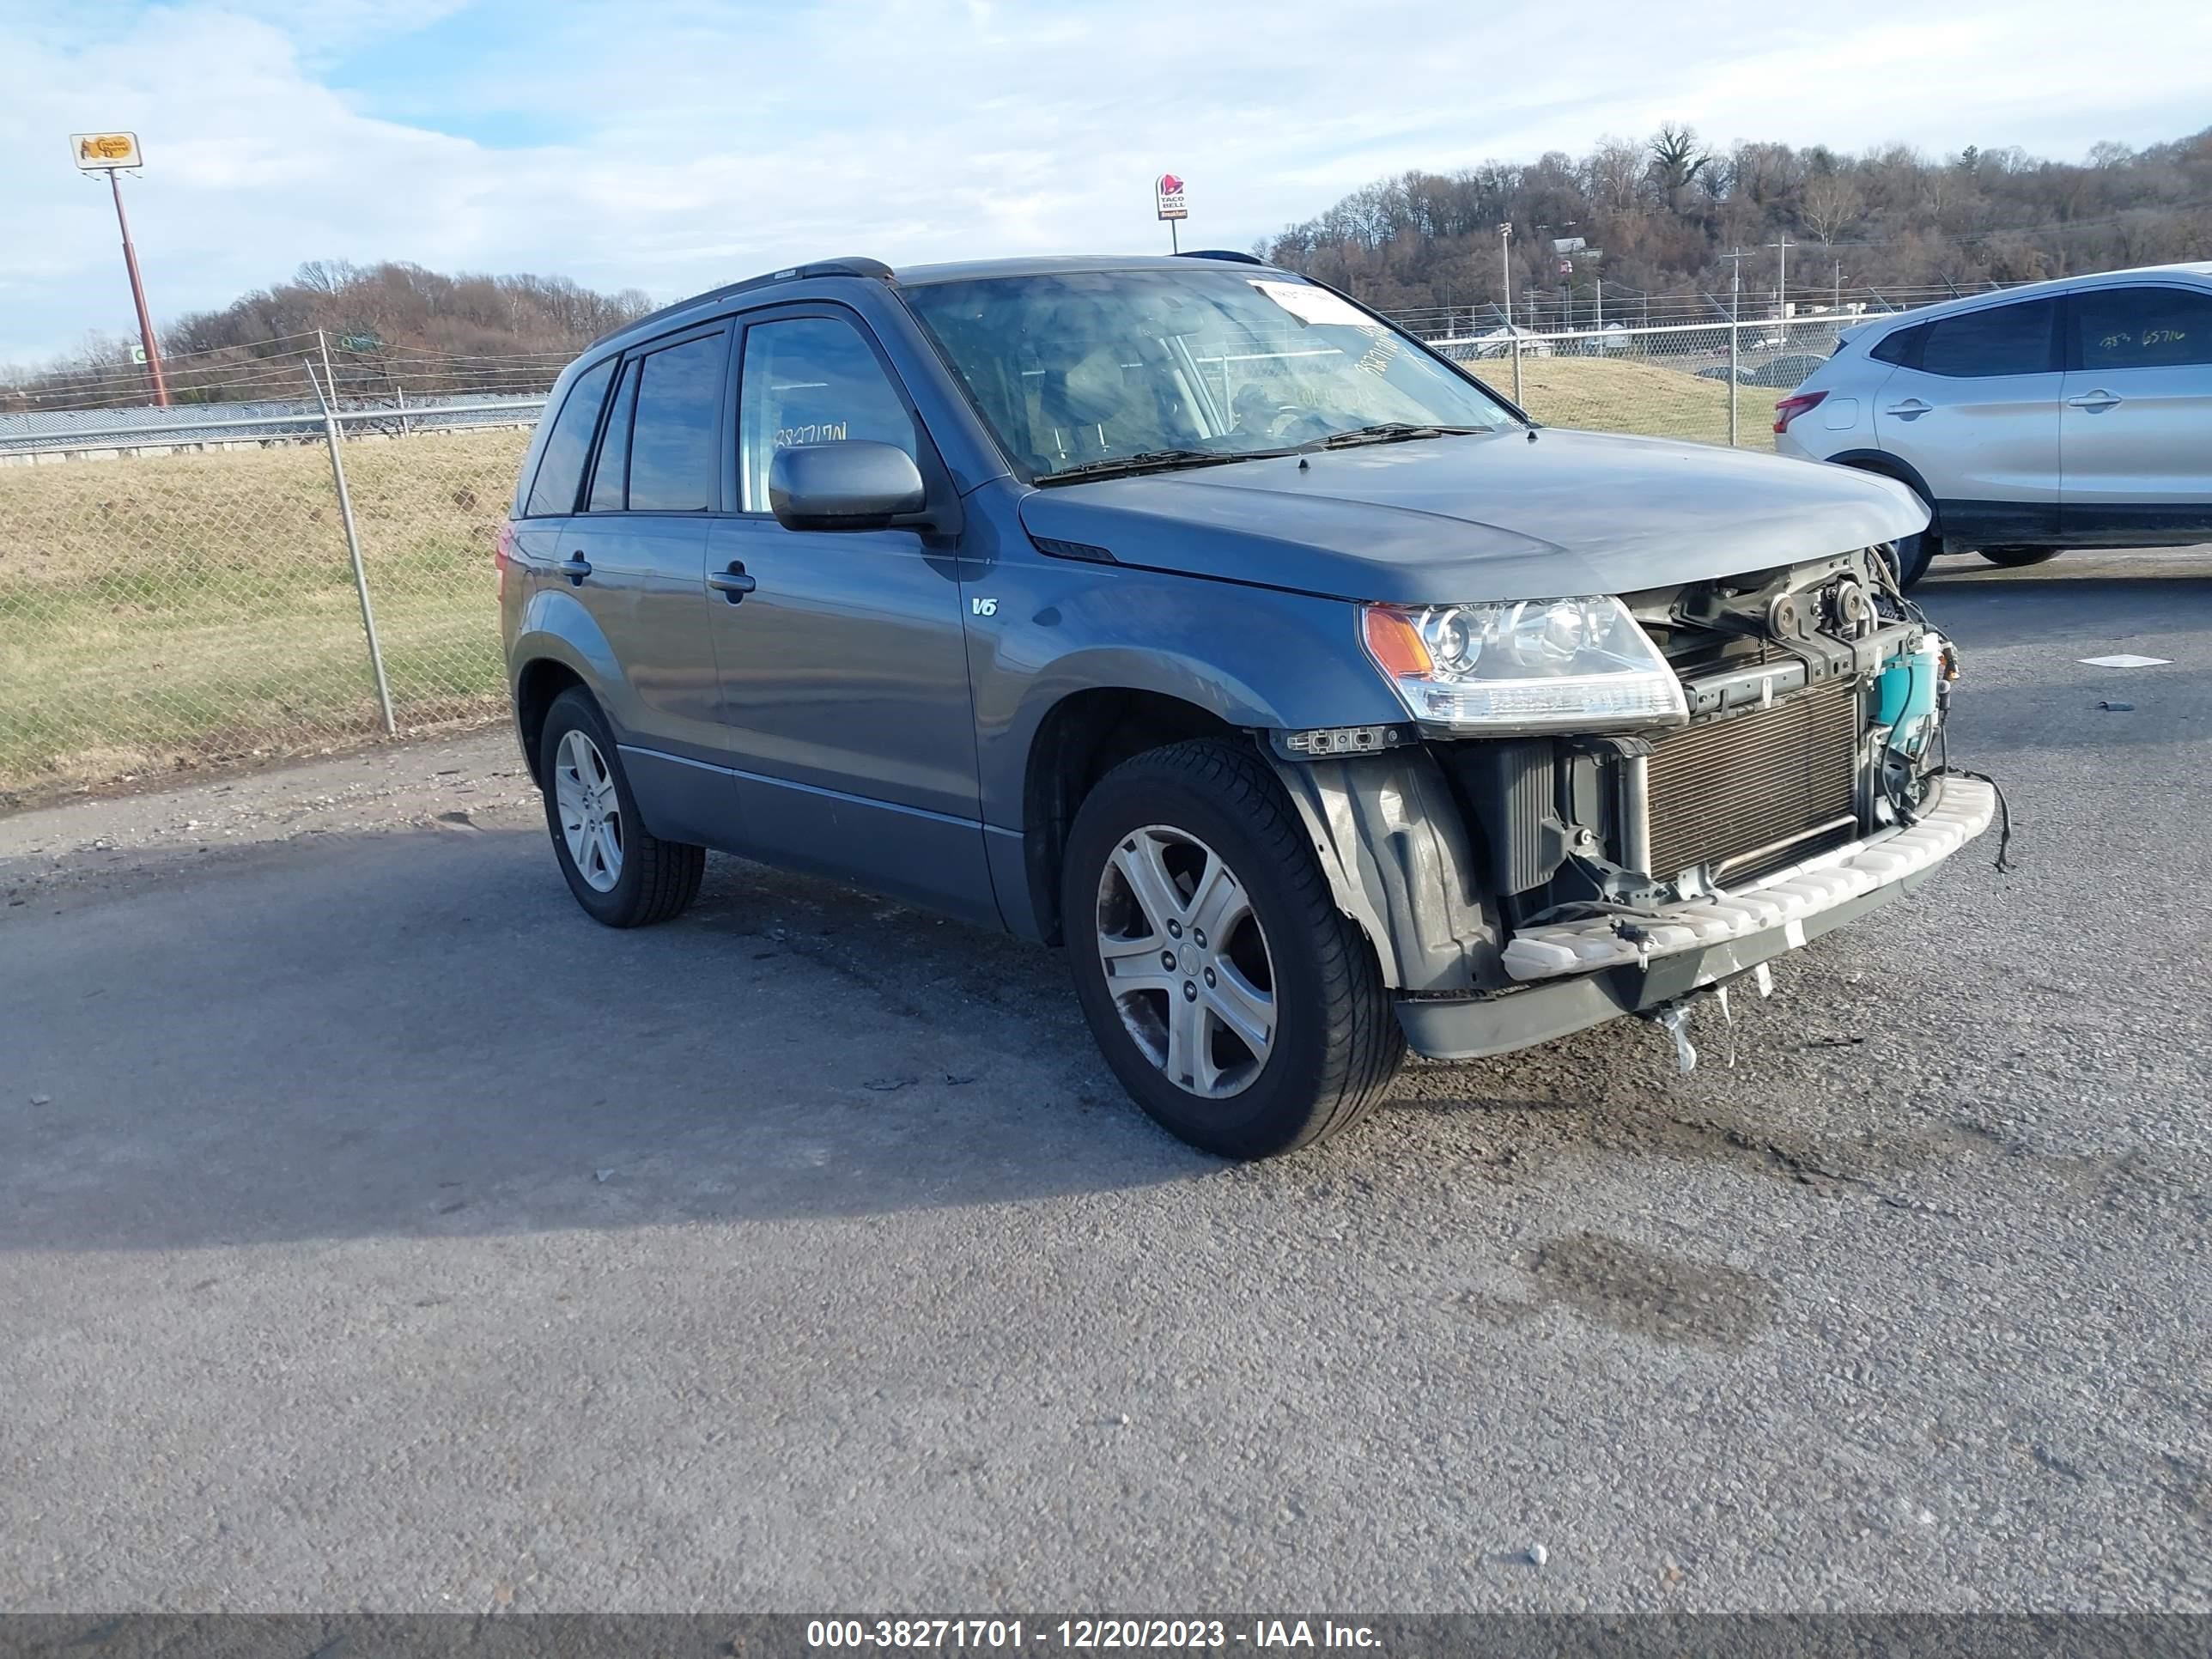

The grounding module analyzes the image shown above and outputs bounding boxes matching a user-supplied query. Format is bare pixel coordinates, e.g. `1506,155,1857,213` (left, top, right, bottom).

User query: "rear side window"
1917,300,2057,378
1869,325,1923,367
586,361,641,513
524,356,617,516
627,332,728,513
2073,285,2212,370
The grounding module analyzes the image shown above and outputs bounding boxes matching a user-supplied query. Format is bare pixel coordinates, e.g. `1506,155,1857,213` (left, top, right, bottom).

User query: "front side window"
626,333,726,513
901,268,1517,481
2074,285,2212,370
525,356,617,516
737,315,919,514
1917,300,2057,379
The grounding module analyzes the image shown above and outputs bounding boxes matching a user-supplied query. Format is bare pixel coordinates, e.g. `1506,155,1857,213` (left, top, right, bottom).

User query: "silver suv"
1774,262,2212,585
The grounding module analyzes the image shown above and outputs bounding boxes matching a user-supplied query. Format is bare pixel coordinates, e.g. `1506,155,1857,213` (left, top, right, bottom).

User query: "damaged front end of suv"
1268,544,1999,1069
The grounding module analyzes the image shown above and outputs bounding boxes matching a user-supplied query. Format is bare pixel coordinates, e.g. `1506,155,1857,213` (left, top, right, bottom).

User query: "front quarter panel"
961,494,1406,830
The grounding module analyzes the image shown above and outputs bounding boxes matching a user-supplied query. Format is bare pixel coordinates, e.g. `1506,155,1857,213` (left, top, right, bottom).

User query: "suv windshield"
901,267,1519,482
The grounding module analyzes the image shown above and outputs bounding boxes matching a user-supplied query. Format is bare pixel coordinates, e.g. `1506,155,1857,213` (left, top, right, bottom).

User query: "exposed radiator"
1641,678,1861,884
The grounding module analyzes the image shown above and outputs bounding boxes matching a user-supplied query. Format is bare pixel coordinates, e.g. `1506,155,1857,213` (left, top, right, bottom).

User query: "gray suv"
501,252,1996,1158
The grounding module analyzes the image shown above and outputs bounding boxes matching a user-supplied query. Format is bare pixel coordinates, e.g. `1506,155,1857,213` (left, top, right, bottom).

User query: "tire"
538,688,704,927
1979,545,2063,568
1061,738,1405,1159
1882,528,1939,590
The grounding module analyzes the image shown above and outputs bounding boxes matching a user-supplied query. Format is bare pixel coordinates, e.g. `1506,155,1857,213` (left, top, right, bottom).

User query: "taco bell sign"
1154,173,1188,222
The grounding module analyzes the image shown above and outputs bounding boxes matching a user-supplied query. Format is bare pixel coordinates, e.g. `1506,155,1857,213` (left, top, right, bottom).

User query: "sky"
3,0,2209,368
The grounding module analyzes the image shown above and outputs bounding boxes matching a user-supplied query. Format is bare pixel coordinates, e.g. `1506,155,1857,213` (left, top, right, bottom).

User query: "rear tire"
1062,738,1404,1159
1979,545,2063,568
538,688,704,928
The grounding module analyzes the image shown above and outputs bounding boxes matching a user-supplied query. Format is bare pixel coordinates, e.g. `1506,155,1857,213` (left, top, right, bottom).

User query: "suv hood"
1016,428,1925,605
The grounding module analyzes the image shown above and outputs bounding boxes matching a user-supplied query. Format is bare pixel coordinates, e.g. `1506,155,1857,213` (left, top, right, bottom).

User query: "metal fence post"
1728,319,1741,448
305,364,397,736
1510,331,1523,406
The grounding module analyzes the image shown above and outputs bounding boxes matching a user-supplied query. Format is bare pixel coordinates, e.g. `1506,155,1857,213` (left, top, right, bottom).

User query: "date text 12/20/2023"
805,1620,1383,1650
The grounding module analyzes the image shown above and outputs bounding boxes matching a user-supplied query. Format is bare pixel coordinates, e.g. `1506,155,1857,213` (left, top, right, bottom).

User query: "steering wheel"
1260,405,1334,444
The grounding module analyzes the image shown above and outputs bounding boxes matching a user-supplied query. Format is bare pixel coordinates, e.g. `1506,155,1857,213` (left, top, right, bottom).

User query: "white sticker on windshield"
1249,279,1373,328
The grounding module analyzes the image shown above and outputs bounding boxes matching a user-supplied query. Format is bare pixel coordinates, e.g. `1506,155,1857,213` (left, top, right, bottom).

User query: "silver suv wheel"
1095,824,1276,1099
553,728,623,893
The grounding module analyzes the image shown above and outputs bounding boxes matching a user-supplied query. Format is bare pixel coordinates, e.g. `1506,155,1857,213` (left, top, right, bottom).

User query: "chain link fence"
0,309,1875,806
0,406,538,807
1436,313,1856,453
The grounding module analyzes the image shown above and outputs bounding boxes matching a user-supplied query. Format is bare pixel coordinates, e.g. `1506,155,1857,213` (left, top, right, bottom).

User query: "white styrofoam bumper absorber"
1498,775,1996,983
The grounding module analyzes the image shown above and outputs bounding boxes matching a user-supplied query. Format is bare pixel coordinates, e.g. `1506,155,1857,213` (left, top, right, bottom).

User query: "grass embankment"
0,427,530,802
1466,355,1787,449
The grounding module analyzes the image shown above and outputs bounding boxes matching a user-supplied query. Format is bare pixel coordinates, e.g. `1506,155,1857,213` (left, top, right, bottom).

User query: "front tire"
1062,739,1405,1158
1979,545,2063,568
1883,528,1939,590
538,688,704,927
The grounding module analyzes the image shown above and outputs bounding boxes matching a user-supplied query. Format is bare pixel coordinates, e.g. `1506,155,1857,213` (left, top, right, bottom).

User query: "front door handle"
2067,390,2122,411
708,562,757,602
559,553,592,585
1884,398,1932,419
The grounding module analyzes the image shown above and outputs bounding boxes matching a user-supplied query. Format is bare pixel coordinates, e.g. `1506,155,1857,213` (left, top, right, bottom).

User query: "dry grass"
0,427,531,804
1465,354,1789,450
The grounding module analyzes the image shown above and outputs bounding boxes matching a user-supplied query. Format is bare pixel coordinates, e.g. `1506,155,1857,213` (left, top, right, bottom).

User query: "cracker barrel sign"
71,131,143,170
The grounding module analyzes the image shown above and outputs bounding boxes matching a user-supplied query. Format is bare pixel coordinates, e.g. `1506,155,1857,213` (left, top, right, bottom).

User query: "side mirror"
768,441,927,532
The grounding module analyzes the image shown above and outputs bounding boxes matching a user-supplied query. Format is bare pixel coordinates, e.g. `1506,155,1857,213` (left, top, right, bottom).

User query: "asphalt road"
3,555,2208,1613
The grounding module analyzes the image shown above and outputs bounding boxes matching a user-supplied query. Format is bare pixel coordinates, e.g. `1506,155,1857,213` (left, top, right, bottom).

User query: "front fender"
969,560,1407,828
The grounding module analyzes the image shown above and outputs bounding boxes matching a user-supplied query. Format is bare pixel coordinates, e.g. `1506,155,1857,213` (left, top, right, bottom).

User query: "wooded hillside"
1259,126,2212,329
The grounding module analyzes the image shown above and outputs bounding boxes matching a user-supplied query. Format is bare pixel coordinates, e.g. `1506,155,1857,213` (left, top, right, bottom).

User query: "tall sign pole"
1154,173,1188,253
72,131,167,406
1497,222,1513,329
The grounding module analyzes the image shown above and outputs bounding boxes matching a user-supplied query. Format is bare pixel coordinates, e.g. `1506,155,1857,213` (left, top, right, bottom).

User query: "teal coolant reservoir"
1875,633,1944,750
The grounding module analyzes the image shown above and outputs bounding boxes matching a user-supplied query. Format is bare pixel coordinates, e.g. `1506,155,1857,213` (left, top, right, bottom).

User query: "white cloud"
2,0,2207,366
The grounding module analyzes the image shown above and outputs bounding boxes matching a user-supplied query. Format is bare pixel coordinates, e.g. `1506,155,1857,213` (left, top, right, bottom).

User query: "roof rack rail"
1174,249,1267,266
586,258,895,350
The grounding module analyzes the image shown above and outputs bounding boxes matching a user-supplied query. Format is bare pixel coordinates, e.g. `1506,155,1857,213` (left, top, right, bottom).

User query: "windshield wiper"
1036,448,1269,484
1306,422,1489,451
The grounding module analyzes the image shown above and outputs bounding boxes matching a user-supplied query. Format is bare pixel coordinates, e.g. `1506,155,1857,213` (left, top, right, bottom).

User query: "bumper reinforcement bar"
1498,775,1996,982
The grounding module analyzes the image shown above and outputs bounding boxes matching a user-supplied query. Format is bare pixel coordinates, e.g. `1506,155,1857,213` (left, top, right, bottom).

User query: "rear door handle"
708,562,757,602
1884,398,1931,418
2067,390,2122,411
559,553,592,585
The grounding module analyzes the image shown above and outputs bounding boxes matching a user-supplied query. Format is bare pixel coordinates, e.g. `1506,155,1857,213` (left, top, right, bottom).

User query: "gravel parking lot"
3,552,2208,1613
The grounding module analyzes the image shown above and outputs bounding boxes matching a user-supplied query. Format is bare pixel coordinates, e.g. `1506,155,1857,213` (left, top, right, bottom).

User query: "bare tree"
1800,174,1866,246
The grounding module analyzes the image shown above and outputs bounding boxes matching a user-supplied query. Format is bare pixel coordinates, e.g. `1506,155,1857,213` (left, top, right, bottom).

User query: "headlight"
1360,596,1688,732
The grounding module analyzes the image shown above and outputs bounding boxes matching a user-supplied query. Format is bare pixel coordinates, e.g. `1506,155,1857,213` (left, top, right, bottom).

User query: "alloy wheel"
1095,825,1276,1099
554,729,623,893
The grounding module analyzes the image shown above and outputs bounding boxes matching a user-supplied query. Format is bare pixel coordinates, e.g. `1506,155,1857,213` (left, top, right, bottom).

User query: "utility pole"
1766,234,1794,324
1723,247,1747,448
1497,222,1514,330
107,167,168,405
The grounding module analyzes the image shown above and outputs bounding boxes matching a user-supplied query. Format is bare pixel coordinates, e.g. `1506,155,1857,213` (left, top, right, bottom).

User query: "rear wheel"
538,688,704,927
1062,739,1404,1158
1979,545,2063,568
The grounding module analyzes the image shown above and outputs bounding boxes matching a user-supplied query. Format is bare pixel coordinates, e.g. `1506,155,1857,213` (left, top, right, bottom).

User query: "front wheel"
1882,528,1939,590
1979,545,2063,568
1062,739,1405,1158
